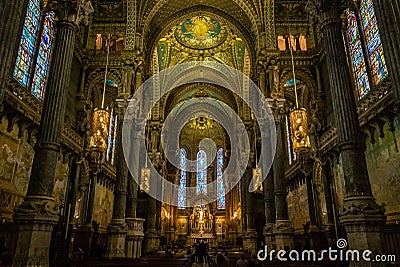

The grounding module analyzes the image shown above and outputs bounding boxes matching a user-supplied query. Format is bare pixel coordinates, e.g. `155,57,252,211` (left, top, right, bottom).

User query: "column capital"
308,0,349,28
267,98,286,123
48,0,94,26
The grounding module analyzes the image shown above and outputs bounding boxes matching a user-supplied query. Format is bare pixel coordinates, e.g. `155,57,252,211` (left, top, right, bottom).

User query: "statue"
77,0,94,25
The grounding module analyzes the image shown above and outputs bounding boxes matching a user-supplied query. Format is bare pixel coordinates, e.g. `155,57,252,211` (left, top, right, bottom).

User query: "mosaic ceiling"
175,16,228,49
155,14,250,75
145,0,255,38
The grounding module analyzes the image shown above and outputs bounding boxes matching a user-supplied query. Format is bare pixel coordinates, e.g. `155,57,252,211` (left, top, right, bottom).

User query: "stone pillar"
67,158,82,259
107,101,129,258
303,161,324,250
0,0,29,115
311,1,387,265
322,161,335,226
145,197,160,251
373,0,400,109
242,166,257,253
269,98,293,250
85,156,100,226
321,160,337,243
240,171,248,235
12,2,93,266
263,170,275,248
126,218,145,258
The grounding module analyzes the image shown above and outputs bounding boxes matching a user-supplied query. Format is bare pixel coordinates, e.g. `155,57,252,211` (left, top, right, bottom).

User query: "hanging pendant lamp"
288,28,311,153
90,35,112,152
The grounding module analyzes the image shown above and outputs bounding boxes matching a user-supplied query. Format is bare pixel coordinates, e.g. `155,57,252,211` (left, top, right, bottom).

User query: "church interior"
0,0,400,266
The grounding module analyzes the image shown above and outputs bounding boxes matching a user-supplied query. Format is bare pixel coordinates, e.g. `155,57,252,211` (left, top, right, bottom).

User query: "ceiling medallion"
175,16,228,50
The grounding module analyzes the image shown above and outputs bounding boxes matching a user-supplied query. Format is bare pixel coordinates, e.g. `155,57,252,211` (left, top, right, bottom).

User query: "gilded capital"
307,0,349,28
49,0,94,26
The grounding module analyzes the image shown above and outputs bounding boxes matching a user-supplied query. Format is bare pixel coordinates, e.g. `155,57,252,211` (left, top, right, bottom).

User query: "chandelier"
251,113,263,193
90,32,112,152
140,129,151,193
288,24,310,153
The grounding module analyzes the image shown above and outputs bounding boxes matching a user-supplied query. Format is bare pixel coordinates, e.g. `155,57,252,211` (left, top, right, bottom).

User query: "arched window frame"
342,0,388,100
196,150,207,195
14,0,56,101
178,148,187,209
216,148,225,209
106,107,118,165
286,114,297,165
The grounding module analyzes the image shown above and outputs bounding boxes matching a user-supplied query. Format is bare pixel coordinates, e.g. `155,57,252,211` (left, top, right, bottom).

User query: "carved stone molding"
307,0,349,29
49,0,94,26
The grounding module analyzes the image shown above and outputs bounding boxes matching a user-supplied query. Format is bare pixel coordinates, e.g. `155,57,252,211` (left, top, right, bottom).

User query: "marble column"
85,157,100,226
321,160,337,242
373,0,400,109
312,1,387,265
242,166,257,253
107,102,128,258
12,2,93,266
67,158,82,259
263,170,275,248
145,196,160,252
0,0,28,115
124,105,145,258
304,161,324,250
269,98,293,250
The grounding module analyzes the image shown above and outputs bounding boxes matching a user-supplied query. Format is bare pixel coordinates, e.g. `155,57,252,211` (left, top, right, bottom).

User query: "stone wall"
0,117,34,221
287,183,310,233
365,115,400,223
92,182,114,229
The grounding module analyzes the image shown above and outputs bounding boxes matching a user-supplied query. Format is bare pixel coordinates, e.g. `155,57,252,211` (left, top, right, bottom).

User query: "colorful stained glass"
106,109,118,164
217,148,225,209
286,115,296,165
31,12,56,100
106,109,114,161
197,150,207,195
359,0,388,85
345,9,371,99
178,148,187,209
14,0,41,87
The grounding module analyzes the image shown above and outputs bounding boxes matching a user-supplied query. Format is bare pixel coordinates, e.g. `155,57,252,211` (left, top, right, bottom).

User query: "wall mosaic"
365,116,400,222
287,183,310,232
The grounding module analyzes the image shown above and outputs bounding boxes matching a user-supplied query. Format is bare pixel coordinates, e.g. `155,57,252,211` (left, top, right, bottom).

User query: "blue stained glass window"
111,118,117,165
345,9,371,99
31,11,56,100
217,148,225,209
359,0,388,85
197,150,207,195
14,0,41,87
178,148,187,209
286,115,296,165
106,109,118,165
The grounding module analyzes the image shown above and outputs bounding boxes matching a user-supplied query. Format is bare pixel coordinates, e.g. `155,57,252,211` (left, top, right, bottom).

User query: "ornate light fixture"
90,34,112,152
288,25,311,153
140,167,150,193
251,113,263,193
140,128,151,192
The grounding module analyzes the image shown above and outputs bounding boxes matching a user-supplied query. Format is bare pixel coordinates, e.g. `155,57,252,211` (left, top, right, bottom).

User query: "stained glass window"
197,150,207,195
14,0,41,87
14,1,56,101
106,108,118,165
31,12,55,100
345,9,371,99
359,0,388,85
217,148,225,209
286,115,296,165
178,148,187,209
